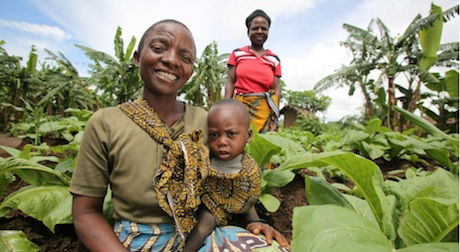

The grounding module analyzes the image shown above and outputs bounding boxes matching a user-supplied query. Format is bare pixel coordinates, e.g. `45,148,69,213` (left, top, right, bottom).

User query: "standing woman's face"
248,16,269,47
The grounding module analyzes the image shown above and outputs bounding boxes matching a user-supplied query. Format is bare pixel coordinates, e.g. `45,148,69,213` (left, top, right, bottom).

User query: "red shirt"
227,46,281,94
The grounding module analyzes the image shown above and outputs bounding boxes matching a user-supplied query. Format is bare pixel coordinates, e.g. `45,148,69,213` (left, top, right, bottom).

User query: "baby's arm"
183,205,217,252
245,206,291,248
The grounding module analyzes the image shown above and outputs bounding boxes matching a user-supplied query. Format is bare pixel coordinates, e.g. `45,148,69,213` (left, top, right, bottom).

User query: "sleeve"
69,109,110,197
274,55,282,77
227,50,237,67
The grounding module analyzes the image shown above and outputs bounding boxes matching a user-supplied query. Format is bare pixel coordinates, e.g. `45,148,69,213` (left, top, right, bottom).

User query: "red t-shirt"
227,46,281,94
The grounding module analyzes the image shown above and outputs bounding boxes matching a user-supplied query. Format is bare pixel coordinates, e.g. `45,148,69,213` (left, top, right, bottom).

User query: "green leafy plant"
0,145,112,248
285,151,458,251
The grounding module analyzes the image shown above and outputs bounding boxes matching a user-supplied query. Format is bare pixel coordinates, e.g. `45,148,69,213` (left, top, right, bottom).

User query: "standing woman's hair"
245,9,271,29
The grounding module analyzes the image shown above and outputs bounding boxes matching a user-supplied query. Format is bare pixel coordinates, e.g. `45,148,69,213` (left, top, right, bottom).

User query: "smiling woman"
225,9,282,133
68,19,290,251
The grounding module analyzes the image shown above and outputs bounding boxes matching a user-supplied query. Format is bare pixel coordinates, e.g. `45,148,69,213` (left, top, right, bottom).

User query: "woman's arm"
272,76,281,107
72,194,128,252
224,66,237,99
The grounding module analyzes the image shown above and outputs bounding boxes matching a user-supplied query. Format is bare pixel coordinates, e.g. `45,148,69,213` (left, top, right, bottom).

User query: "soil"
0,134,419,251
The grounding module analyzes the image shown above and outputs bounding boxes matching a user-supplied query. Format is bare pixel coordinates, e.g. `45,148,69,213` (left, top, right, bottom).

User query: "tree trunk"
387,76,396,129
403,79,423,131
360,83,374,119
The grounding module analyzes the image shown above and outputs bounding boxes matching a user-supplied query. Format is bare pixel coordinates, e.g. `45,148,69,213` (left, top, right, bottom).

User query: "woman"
225,9,281,133
70,19,289,251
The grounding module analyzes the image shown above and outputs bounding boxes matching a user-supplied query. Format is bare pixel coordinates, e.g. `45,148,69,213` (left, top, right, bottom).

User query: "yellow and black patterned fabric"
119,98,261,244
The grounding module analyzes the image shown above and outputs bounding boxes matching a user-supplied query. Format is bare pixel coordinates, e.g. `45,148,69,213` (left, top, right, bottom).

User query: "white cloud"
0,19,69,41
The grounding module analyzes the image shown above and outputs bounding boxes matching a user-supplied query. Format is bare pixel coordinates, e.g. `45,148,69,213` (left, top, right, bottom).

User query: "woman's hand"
246,221,291,249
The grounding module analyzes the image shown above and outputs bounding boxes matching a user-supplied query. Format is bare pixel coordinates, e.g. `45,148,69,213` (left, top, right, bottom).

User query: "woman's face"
248,16,269,47
134,22,196,97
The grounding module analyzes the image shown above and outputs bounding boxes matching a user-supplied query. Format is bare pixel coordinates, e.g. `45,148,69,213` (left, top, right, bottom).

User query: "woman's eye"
151,45,164,52
181,54,193,63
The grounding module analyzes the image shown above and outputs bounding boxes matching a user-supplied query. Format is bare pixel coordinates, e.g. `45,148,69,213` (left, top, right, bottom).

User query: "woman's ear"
133,51,140,67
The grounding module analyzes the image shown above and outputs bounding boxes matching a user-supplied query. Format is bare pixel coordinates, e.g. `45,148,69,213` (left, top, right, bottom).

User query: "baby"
184,99,262,251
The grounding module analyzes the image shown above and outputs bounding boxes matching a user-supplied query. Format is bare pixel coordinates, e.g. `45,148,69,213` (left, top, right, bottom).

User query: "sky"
1,0,458,122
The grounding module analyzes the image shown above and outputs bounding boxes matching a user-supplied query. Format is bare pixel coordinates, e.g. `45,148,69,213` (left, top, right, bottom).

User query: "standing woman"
225,9,281,133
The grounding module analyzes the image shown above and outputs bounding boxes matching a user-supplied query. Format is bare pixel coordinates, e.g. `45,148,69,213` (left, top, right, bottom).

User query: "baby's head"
207,99,252,161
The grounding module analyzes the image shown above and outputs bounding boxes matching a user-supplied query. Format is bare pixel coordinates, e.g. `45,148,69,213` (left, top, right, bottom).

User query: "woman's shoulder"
265,49,280,59
232,45,251,53
184,104,208,124
86,107,128,128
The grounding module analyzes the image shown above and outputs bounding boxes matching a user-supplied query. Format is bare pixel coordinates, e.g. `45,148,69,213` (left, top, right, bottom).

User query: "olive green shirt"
69,103,208,224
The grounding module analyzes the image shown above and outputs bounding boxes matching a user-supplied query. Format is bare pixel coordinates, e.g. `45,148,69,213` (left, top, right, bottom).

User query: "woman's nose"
161,50,179,67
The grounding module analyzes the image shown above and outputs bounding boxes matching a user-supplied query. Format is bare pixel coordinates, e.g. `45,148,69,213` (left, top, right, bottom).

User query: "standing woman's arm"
225,65,237,99
272,76,281,107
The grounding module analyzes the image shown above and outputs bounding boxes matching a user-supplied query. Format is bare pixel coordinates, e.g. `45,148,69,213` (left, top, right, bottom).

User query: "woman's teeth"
157,71,177,80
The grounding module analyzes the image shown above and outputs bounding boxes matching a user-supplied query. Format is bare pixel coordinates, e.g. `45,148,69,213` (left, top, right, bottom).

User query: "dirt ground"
0,134,416,251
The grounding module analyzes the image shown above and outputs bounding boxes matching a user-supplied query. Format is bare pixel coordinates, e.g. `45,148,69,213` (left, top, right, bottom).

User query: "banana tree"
76,26,141,107
180,41,228,110
314,3,458,131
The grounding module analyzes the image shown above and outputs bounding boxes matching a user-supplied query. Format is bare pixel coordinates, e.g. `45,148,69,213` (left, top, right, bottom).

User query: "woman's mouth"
156,70,177,81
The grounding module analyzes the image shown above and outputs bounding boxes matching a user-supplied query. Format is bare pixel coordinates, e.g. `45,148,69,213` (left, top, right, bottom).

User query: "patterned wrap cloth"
119,98,261,246
235,90,279,133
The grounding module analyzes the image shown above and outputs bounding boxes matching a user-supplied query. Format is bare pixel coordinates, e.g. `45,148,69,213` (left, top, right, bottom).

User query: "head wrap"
245,9,271,29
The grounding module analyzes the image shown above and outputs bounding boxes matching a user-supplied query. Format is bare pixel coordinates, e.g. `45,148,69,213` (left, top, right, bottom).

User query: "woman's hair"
137,19,193,53
245,9,271,29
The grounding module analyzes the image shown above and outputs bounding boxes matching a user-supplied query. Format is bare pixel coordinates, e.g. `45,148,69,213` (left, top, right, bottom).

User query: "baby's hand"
246,221,291,249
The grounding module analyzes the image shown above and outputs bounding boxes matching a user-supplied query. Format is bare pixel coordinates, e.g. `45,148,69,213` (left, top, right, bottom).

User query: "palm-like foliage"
314,3,459,131
44,49,99,113
75,26,141,107
180,41,228,110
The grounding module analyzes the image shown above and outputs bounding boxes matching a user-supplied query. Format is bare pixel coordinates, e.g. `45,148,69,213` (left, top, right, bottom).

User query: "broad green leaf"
364,118,382,134
0,157,70,186
344,194,384,228
38,121,68,133
55,158,75,174
259,193,281,213
262,169,295,188
0,185,71,226
42,196,73,232
246,129,281,168
419,3,443,70
0,172,15,199
398,168,459,207
305,176,354,209
425,148,455,171
396,242,458,252
0,230,40,252
0,145,21,158
292,205,393,252
398,198,459,245
261,132,307,159
362,141,386,160
445,70,459,98
278,151,394,240
394,106,459,158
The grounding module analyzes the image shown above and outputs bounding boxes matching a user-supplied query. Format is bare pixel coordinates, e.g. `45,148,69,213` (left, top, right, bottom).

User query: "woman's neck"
143,92,185,126
250,45,265,57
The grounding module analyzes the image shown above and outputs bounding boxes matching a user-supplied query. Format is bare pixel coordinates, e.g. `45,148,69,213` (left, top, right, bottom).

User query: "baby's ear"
247,128,253,143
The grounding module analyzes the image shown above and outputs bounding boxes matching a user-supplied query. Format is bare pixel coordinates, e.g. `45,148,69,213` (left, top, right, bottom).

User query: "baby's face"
207,106,251,161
